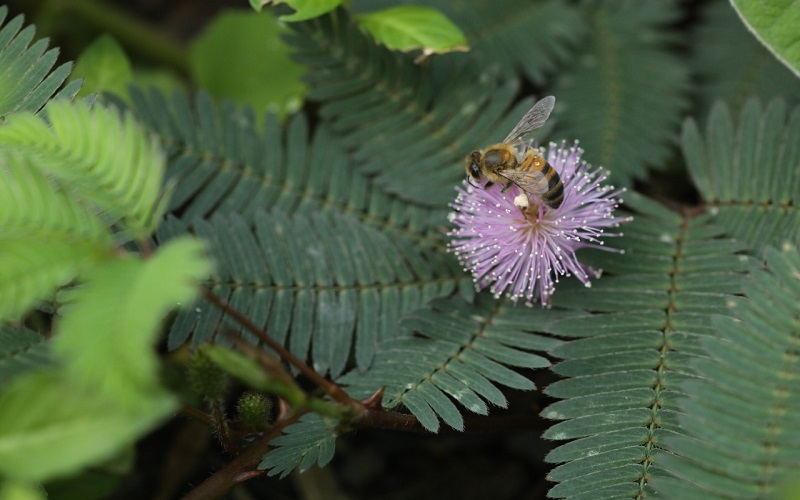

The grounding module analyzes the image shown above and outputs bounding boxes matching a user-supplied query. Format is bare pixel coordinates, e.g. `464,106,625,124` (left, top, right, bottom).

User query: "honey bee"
465,96,563,209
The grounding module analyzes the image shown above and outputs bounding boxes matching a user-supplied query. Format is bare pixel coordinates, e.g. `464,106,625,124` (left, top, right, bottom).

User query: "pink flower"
448,141,629,305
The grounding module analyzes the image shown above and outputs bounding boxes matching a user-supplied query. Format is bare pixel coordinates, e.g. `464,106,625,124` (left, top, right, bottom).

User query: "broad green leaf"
730,0,800,78
256,0,342,21
356,6,468,57
189,10,306,121
0,371,173,482
0,480,46,500
71,35,133,101
54,237,212,408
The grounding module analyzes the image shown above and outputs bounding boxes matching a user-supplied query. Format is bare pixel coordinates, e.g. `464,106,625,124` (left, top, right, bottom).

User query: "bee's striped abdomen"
539,161,564,208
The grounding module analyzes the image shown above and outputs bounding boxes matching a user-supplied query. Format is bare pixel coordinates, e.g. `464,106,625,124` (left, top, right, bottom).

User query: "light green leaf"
54,237,212,408
0,101,170,239
260,0,342,22
189,10,306,121
0,371,174,482
71,35,133,101
0,479,46,500
356,6,468,57
0,153,114,321
730,0,800,78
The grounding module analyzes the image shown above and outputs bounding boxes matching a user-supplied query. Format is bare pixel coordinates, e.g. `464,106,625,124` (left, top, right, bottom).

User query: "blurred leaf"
0,6,77,116
730,0,800,78
692,1,800,115
258,0,343,21
552,0,690,186
0,100,170,240
0,480,46,500
0,153,113,321
55,237,212,407
71,35,132,102
189,10,306,121
356,6,468,57
0,371,173,482
0,326,51,389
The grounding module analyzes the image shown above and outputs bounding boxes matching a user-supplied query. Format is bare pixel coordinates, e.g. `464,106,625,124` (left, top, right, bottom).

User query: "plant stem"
181,411,304,499
57,0,190,76
200,287,355,406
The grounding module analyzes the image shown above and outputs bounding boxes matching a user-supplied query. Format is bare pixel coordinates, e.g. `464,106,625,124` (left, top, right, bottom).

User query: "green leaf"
54,237,212,407
651,244,800,498
0,326,51,389
540,192,756,498
0,100,169,239
71,35,133,102
258,413,338,478
260,0,342,22
284,9,531,206
0,371,174,482
189,11,306,121
374,0,585,86
338,294,567,432
682,98,800,255
552,0,690,186
0,480,46,500
356,6,468,57
691,1,800,116
0,153,113,321
730,0,800,78
159,210,460,376
0,6,76,116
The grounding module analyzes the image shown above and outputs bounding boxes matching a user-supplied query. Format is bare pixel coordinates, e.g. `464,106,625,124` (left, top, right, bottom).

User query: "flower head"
448,140,630,305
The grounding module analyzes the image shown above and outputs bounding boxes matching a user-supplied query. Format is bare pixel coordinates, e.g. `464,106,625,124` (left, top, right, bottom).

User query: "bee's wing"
497,169,549,195
502,96,555,145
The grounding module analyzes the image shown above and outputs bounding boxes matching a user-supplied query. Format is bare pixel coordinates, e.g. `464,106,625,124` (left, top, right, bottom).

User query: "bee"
465,95,563,209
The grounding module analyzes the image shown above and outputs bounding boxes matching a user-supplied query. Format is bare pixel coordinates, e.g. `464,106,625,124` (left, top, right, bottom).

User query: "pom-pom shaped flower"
448,140,630,305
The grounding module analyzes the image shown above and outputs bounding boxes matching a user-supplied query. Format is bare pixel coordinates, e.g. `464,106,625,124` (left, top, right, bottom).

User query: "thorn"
361,387,385,410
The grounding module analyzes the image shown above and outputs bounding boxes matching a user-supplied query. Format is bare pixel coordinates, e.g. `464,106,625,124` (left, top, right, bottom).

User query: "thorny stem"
181,411,305,500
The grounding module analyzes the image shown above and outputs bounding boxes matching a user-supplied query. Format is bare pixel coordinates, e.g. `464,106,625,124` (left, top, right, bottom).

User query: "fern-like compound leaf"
158,210,463,376
259,413,338,478
0,100,169,240
0,153,113,320
551,0,690,187
540,192,756,498
122,88,447,250
682,98,800,255
338,294,569,432
649,244,800,498
0,6,75,116
284,8,535,207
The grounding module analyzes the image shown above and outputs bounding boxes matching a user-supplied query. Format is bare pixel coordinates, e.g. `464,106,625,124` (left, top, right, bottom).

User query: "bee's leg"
500,181,514,193
484,181,494,188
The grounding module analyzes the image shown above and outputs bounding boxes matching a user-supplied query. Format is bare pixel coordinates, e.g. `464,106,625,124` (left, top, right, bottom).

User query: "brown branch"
181,411,305,500
200,287,353,404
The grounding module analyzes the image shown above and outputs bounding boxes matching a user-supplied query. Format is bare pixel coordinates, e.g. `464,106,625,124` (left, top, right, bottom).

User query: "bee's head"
465,151,483,182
